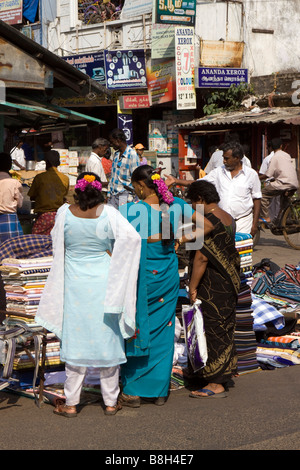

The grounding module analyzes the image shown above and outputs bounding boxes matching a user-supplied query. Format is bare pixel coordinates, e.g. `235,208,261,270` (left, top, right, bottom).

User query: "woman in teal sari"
119,165,213,406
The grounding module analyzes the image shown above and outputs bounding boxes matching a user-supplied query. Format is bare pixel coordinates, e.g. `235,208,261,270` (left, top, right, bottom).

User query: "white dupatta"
35,203,141,340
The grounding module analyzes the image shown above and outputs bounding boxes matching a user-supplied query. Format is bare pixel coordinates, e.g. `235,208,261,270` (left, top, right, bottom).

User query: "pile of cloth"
234,233,261,375
0,235,64,400
0,257,52,317
250,261,300,369
256,333,300,368
235,233,254,285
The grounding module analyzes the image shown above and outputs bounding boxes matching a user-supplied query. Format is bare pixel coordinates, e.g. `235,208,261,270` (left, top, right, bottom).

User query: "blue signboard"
62,52,106,85
104,49,147,90
195,67,248,88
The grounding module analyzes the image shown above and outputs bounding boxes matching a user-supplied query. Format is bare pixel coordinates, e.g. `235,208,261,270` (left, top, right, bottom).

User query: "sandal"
118,392,141,408
53,403,77,418
104,403,122,416
189,388,227,399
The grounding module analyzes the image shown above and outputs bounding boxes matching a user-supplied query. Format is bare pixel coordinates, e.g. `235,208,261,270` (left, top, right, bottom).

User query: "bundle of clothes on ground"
251,260,300,369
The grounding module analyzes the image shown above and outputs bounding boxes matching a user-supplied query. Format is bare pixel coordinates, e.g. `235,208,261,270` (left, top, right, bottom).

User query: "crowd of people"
0,129,299,416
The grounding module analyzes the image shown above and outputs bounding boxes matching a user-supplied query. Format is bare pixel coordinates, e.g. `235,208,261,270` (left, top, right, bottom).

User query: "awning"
0,100,105,128
50,104,105,124
0,100,67,118
176,107,300,129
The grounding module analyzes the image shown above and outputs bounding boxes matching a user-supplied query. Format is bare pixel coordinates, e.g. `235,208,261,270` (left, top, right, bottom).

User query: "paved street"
0,230,300,452
252,230,299,267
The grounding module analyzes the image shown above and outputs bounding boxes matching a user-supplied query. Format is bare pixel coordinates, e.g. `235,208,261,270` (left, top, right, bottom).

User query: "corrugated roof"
176,107,300,128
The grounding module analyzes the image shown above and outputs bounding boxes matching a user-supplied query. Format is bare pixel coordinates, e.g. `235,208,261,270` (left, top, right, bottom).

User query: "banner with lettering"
175,26,196,110
62,52,106,85
0,0,22,24
156,0,196,26
147,58,176,105
119,95,150,109
195,67,248,88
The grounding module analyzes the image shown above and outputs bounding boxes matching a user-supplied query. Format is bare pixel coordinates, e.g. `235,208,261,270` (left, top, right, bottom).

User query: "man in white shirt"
165,142,261,236
85,138,110,185
203,142,261,235
205,143,252,174
10,140,26,171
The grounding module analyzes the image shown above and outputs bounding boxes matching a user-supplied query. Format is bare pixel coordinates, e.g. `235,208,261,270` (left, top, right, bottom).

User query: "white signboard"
175,26,196,110
120,0,153,18
151,24,175,59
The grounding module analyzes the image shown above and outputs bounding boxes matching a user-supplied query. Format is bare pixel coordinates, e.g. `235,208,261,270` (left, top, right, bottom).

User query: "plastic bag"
182,300,208,371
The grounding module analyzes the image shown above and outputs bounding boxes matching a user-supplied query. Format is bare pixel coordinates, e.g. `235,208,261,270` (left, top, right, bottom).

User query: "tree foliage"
203,83,255,115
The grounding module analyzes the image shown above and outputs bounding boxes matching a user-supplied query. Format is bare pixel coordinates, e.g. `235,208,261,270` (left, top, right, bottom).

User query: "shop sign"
0,0,22,25
62,52,106,86
120,0,153,18
151,24,175,59
195,67,248,88
119,95,150,109
175,26,196,110
104,49,147,90
52,96,110,108
200,40,244,68
147,58,176,105
156,0,196,26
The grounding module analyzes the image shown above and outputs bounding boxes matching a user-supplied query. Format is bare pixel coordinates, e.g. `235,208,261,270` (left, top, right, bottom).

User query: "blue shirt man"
108,128,139,210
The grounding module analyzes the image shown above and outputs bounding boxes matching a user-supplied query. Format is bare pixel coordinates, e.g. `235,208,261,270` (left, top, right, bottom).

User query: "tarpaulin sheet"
23,0,39,23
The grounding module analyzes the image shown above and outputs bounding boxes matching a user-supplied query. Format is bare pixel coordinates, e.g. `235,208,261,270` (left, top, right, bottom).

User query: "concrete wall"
242,0,300,77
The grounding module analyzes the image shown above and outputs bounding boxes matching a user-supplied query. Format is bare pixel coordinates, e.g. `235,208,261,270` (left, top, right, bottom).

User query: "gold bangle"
178,237,184,245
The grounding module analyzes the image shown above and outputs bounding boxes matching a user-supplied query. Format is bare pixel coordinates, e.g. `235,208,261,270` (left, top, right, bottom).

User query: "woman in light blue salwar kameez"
35,172,141,417
119,165,213,407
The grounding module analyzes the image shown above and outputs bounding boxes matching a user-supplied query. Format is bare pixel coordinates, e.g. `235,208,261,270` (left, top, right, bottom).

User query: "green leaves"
203,83,254,115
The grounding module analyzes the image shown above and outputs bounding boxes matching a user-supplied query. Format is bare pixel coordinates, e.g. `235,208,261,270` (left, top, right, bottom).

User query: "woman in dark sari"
185,180,240,398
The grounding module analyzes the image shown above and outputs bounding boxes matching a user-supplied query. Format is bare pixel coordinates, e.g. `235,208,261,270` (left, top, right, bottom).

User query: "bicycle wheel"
282,200,300,249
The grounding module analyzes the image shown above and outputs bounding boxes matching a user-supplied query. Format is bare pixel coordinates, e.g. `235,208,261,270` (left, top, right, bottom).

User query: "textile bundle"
257,333,300,368
251,262,300,369
0,257,52,318
234,233,261,375
0,254,64,389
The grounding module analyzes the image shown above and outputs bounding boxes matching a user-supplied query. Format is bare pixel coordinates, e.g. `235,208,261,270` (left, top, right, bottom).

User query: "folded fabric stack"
234,233,260,375
235,233,254,286
234,284,261,375
257,334,300,368
0,255,64,392
0,257,52,318
12,331,62,370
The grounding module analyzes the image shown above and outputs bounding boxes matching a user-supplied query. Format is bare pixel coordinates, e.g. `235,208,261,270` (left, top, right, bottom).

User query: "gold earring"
140,189,143,197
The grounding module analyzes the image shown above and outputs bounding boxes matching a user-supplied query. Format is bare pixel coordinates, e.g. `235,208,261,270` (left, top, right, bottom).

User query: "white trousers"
64,363,120,407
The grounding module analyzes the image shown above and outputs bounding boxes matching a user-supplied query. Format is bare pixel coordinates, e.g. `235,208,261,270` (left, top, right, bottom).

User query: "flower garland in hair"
151,173,174,205
75,174,102,192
